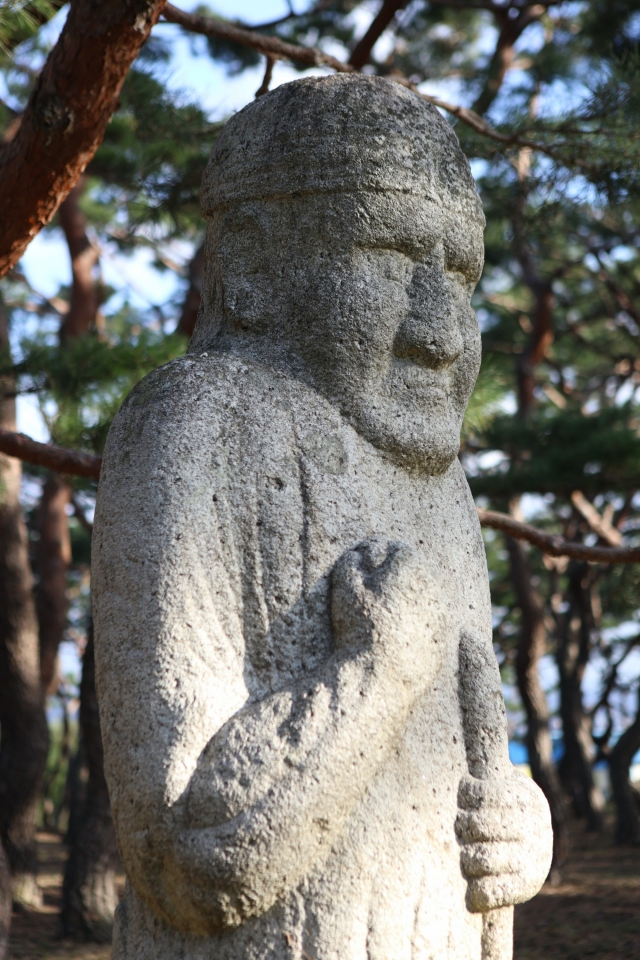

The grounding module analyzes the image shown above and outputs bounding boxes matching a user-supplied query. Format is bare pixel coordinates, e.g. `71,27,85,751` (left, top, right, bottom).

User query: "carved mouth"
389,359,450,400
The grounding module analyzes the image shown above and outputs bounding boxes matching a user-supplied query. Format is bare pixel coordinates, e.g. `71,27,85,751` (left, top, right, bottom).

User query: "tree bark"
470,4,546,118
0,427,102,478
608,692,640,845
0,0,167,277
61,626,120,941
38,178,96,697
36,475,72,695
0,302,48,909
0,840,10,960
57,179,100,342
507,536,568,873
556,562,604,832
516,281,554,415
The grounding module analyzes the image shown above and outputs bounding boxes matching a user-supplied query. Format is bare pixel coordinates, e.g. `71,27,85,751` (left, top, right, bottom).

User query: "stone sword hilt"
458,630,513,960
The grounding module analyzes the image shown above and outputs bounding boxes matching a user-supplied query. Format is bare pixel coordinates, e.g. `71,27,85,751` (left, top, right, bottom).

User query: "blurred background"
1,1,640,957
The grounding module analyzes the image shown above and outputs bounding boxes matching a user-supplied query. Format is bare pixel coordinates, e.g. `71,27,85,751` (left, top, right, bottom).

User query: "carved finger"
459,841,527,878
457,773,533,812
455,809,525,843
466,872,546,913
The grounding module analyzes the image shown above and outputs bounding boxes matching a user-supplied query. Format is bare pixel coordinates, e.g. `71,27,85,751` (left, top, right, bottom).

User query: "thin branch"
348,0,409,70
162,3,355,74
419,91,596,173
245,7,300,31
0,427,101,479
570,490,623,547
160,4,594,175
256,55,276,97
478,508,640,563
589,633,640,718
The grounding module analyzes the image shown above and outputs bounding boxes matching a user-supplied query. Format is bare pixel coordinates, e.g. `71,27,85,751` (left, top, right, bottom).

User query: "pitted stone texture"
93,75,552,960
200,74,483,217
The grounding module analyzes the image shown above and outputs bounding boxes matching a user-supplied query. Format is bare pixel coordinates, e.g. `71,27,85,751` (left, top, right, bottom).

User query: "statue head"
191,74,484,473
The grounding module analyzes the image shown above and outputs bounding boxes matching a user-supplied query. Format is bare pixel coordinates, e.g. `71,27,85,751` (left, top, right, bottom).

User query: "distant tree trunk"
57,178,101,342
507,536,568,874
37,181,97,695
0,300,48,909
37,475,72,694
61,625,119,941
556,561,604,832
608,692,640,845
348,0,408,69
175,241,204,338
0,840,10,960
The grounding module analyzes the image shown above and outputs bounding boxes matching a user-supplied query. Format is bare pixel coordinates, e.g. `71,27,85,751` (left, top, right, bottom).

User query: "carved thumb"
330,538,412,651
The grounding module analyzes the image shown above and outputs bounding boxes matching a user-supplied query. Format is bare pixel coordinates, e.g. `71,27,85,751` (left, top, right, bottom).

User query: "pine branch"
570,490,623,547
348,0,408,70
162,3,354,74
0,427,101,478
160,3,595,175
0,0,67,56
478,509,640,564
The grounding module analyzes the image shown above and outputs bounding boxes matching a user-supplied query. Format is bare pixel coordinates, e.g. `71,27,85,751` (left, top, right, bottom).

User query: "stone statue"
93,75,552,960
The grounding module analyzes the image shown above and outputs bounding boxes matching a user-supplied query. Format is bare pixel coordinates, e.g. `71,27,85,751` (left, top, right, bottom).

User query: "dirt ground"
9,834,117,960
10,819,640,959
514,816,640,960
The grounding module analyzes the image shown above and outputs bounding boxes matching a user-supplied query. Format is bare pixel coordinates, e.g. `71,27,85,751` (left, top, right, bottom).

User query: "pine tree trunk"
508,536,568,873
61,626,119,941
0,300,48,909
58,179,101,342
0,840,11,960
37,475,72,695
608,694,640,845
556,561,604,832
37,181,96,696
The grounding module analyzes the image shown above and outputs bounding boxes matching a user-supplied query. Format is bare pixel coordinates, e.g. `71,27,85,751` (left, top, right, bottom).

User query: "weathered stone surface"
93,75,552,960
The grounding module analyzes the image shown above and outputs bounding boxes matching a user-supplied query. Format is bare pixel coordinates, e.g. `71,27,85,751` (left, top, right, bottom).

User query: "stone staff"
459,630,515,960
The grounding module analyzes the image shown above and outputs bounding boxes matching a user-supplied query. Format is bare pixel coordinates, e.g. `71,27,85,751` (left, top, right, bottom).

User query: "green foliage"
0,0,58,58
89,62,221,241
462,357,506,441
471,406,640,497
6,322,187,453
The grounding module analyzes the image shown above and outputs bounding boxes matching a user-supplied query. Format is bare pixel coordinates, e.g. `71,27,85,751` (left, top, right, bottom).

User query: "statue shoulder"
100,353,305,486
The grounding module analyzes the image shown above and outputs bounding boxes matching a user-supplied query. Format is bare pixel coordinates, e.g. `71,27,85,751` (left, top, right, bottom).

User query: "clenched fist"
455,772,553,911
331,537,448,693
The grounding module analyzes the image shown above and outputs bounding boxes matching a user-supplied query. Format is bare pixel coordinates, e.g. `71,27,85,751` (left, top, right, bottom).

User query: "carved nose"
394,313,463,370
393,262,464,370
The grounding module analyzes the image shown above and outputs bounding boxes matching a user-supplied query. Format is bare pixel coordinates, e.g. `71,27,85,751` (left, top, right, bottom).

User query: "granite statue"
92,74,553,960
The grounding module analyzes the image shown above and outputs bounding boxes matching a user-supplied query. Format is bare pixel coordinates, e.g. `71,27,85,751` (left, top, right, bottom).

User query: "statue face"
216,190,484,473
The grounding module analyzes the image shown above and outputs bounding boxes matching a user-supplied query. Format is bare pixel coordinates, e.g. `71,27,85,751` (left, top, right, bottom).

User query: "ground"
10,819,640,959
514,816,640,960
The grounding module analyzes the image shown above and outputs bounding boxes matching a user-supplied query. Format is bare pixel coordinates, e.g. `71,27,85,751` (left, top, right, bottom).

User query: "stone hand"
331,537,447,692
455,773,553,911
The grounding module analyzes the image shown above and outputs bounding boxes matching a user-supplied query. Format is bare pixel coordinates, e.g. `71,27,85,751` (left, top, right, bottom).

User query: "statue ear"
218,205,277,335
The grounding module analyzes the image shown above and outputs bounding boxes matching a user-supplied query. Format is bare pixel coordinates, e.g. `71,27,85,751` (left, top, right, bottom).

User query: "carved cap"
201,74,482,218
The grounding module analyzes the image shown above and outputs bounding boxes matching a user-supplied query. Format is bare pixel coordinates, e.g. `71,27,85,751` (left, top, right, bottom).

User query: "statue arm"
456,630,553,910
155,540,447,935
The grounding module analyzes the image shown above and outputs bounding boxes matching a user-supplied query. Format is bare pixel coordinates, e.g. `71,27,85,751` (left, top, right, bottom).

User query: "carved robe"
94,352,500,960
